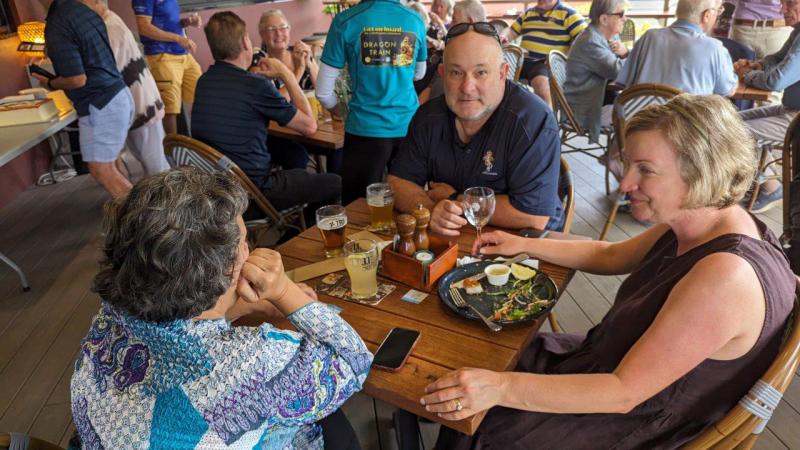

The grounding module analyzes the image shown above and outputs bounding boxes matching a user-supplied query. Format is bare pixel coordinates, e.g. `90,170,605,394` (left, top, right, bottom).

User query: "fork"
449,287,502,332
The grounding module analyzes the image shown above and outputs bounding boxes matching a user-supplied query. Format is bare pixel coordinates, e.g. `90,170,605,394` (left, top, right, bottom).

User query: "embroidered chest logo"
482,150,497,176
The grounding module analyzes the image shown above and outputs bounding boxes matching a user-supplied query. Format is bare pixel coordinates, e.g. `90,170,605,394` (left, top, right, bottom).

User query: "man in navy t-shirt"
389,25,563,232
192,12,340,221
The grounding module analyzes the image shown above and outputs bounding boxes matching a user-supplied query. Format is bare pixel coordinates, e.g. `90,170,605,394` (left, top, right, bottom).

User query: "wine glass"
463,186,496,245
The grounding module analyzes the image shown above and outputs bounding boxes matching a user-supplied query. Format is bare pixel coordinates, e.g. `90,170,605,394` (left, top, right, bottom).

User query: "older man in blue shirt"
616,0,738,95
734,0,800,212
389,27,563,233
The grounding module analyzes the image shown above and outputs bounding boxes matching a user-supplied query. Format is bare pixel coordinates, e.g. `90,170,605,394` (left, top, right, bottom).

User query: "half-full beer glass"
316,205,347,257
343,239,379,300
366,182,394,231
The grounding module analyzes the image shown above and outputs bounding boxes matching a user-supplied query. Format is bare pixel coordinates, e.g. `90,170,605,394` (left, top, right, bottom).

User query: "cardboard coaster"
316,272,396,306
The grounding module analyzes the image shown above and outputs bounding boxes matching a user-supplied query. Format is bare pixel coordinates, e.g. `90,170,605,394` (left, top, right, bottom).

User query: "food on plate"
463,278,484,294
487,276,554,321
510,263,536,281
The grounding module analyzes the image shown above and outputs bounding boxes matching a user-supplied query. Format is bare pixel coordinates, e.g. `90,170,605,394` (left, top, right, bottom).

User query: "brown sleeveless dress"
437,218,795,450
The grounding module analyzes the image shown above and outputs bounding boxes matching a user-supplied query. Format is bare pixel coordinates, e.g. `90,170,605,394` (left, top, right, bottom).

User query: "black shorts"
520,57,549,81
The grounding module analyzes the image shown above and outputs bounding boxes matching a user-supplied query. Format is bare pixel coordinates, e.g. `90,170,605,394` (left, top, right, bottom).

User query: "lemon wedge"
511,263,536,281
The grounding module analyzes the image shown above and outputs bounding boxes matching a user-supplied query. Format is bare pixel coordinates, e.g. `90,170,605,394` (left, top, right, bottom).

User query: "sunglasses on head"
445,22,501,45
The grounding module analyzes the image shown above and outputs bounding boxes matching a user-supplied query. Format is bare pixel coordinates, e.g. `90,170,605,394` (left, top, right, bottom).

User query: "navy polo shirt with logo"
390,80,563,228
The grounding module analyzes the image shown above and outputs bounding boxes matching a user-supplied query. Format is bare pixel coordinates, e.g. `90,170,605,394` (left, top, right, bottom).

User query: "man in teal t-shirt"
317,0,427,204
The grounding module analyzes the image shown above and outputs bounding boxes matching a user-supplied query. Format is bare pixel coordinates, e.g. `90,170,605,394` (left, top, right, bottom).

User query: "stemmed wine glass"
463,186,496,246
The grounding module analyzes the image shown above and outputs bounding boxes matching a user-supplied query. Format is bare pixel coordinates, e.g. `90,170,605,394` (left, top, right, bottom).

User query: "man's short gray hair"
453,0,487,23
676,0,718,22
588,0,626,23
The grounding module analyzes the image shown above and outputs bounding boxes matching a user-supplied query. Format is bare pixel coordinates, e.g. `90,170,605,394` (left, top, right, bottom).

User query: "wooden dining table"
268,116,345,150
265,199,576,435
734,82,771,102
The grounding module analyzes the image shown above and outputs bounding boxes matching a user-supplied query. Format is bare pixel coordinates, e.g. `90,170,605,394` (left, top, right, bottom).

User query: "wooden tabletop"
734,83,771,101
268,117,345,150
269,199,575,435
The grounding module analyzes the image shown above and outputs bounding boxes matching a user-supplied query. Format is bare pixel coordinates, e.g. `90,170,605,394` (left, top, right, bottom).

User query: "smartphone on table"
372,327,421,372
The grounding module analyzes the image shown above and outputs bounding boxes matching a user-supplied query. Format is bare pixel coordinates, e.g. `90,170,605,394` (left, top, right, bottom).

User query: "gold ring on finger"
455,398,463,412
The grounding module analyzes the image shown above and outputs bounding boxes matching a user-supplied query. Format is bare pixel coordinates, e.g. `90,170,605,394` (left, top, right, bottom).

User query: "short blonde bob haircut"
624,94,758,209
258,9,288,33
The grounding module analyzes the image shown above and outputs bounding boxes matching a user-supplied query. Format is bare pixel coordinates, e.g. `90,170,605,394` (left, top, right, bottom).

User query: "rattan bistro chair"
685,282,800,450
781,114,800,244
599,83,683,241
163,134,306,244
546,157,576,333
503,44,525,82
620,18,635,46
547,50,615,194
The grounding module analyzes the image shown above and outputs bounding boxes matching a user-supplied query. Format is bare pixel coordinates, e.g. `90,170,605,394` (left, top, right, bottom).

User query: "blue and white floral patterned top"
70,301,373,449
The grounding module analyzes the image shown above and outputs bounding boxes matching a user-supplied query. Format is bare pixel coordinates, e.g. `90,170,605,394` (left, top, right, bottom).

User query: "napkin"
286,257,345,282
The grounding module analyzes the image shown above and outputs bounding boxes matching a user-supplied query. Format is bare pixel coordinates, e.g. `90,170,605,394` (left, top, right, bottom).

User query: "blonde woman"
256,9,318,94
427,95,795,449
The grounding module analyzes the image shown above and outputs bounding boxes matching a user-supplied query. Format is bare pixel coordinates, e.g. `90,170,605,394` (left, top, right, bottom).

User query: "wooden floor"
0,151,798,449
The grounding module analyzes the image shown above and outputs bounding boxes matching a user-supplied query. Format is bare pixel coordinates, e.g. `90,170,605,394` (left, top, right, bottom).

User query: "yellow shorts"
146,53,201,114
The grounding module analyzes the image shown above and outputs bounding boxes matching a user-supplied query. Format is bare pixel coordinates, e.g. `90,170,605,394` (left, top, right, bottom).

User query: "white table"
0,91,76,291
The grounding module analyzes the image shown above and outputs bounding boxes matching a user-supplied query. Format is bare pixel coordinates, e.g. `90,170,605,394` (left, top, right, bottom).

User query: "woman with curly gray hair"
71,167,371,449
430,95,795,449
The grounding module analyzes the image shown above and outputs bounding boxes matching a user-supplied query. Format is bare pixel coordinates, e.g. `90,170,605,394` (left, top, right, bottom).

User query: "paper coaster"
315,272,396,306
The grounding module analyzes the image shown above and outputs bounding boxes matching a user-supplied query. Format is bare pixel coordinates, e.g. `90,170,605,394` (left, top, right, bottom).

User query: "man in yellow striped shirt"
504,0,587,106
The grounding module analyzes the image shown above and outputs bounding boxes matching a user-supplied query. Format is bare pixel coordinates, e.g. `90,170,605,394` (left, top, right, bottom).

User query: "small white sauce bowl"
484,264,511,286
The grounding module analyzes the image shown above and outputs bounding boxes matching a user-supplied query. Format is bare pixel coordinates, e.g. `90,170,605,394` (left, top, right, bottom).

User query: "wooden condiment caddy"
380,233,458,292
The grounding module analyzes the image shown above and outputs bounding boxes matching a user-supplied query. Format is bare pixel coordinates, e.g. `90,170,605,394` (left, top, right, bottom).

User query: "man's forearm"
388,175,435,212
136,19,181,43
489,195,549,230
50,74,86,90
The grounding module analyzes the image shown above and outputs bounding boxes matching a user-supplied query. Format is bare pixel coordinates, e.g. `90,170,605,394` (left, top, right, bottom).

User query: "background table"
264,199,575,435
734,83,771,102
269,116,344,150
0,91,76,291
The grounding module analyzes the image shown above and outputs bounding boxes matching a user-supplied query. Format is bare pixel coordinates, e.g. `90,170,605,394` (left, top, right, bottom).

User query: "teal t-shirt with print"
321,0,427,138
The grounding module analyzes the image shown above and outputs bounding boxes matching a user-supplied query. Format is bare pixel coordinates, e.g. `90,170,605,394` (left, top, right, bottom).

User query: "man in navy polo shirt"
192,12,340,222
34,0,133,198
389,24,563,233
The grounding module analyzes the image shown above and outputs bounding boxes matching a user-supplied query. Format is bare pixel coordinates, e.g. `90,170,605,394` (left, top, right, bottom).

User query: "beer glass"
343,239,379,300
316,205,347,257
366,182,394,231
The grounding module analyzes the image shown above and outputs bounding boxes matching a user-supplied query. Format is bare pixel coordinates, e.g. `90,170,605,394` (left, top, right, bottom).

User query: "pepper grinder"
411,204,430,251
395,214,417,256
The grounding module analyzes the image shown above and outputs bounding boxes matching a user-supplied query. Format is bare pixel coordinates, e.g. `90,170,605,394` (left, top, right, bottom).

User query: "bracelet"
45,78,52,90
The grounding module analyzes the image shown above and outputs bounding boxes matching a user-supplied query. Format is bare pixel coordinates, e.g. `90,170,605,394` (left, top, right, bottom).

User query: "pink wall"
0,0,50,208
0,0,331,208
